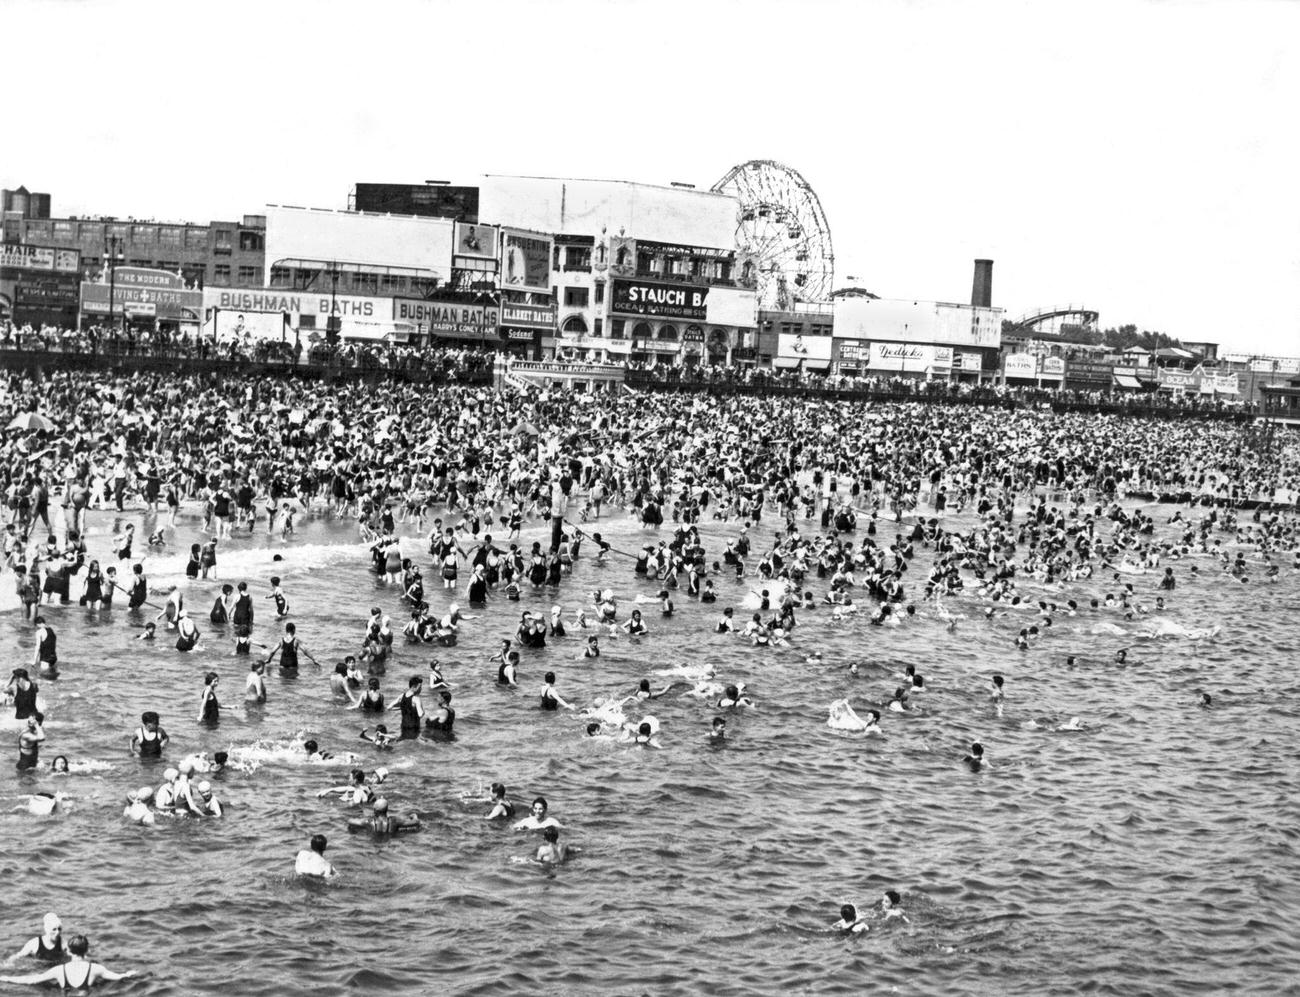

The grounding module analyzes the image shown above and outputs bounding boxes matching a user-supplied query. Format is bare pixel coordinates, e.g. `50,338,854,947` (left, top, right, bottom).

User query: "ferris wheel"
712,160,835,310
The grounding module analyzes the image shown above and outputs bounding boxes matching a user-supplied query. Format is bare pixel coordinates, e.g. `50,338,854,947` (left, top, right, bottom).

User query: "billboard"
501,229,552,294
1004,353,1037,378
82,268,202,320
13,274,79,326
201,309,290,343
393,297,499,337
1040,356,1065,378
500,301,555,330
203,287,385,320
704,286,756,327
611,278,709,319
264,205,454,283
834,296,1002,348
778,332,833,361
1,244,80,274
454,222,499,261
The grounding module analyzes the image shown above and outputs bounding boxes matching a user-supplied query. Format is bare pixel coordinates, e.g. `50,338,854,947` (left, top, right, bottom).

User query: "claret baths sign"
611,278,709,320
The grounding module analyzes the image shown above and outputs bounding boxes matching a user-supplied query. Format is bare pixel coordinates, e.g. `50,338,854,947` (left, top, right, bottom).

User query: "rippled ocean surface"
2,500,1299,997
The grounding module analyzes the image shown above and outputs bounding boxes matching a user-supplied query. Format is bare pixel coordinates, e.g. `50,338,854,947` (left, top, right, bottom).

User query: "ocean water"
1,500,1298,997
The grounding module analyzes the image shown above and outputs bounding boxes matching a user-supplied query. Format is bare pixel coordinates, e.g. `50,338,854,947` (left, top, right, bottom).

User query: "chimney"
971,259,993,308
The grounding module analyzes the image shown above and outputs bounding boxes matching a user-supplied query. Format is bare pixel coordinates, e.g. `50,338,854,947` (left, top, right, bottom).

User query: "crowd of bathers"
2,360,1300,955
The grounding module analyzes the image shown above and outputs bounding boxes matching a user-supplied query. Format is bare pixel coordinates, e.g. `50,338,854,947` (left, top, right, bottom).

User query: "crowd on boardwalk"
2,359,1299,975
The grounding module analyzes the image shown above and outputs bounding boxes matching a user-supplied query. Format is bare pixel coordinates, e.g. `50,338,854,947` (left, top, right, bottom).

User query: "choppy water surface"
2,501,1298,997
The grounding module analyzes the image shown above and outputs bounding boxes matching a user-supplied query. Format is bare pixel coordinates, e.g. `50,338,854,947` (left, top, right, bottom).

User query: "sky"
5,0,1298,355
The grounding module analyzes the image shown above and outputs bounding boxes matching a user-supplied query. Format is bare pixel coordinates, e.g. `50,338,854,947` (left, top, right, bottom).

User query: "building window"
129,258,152,268
215,264,231,281
565,247,590,271
610,319,625,339
239,230,264,251
132,225,157,242
157,260,180,272
185,228,208,249
657,324,678,341
354,272,378,294
214,229,233,248
237,265,259,283
561,315,588,335
594,281,604,304
159,227,181,246
632,321,652,340
593,318,603,337
269,266,293,288
563,286,589,308
53,221,74,237
184,264,206,286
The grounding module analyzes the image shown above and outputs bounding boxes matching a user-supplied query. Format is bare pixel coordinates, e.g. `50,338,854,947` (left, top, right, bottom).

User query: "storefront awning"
772,357,801,369
1114,374,1143,389
805,360,830,373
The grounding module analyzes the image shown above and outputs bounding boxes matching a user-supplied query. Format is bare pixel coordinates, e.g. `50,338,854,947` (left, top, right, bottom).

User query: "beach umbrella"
511,422,540,438
8,413,57,433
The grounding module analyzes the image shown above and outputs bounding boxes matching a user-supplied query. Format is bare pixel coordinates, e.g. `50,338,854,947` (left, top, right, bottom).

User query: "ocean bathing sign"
611,278,709,320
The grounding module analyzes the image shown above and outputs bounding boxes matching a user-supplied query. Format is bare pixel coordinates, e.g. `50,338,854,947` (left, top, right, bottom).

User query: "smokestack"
971,259,993,308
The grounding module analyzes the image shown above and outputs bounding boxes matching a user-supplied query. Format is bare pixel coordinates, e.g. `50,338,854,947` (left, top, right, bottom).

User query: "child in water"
266,576,289,618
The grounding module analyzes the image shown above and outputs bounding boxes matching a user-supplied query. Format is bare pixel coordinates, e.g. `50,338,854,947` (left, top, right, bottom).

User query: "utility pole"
105,235,121,335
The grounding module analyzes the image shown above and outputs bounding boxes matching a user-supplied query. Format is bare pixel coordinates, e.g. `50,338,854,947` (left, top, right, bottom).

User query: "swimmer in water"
294,834,335,878
880,889,911,923
716,684,753,709
359,724,397,749
484,782,515,820
0,934,138,988
1199,692,1213,708
534,825,578,864
6,913,65,965
317,768,374,805
633,679,673,701
123,786,155,825
1115,649,1128,664
990,674,1005,716
347,798,421,836
17,716,45,771
832,903,868,934
710,717,726,741
963,741,986,772
513,796,562,831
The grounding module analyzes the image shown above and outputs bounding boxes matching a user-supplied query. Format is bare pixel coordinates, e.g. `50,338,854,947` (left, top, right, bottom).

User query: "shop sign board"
1004,353,1036,378
500,302,555,330
611,278,709,320
1,244,80,274
393,298,499,336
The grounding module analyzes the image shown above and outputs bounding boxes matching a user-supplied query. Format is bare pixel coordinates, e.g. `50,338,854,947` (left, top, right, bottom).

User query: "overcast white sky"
5,0,1298,354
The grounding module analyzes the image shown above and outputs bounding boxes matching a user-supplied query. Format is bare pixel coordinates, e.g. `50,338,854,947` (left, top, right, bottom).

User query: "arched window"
657,324,678,341
561,315,588,335
632,322,652,340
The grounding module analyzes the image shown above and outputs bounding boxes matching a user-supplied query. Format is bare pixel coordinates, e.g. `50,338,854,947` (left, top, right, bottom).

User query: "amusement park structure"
1007,305,1100,339
712,160,834,311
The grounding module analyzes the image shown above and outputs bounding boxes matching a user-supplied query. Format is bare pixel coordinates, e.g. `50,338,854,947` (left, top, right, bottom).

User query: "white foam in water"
0,541,371,614
143,541,370,589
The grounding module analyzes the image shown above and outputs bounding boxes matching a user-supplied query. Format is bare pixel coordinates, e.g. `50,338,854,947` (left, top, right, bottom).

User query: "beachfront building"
2,185,267,331
477,175,760,367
